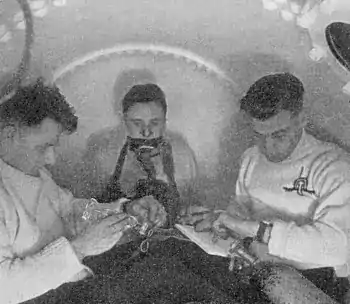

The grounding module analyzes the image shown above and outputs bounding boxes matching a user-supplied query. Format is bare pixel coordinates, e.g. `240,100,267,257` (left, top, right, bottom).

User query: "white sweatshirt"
234,130,350,277
0,159,126,304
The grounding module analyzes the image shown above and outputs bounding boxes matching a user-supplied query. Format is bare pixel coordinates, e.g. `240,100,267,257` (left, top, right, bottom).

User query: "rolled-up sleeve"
0,181,129,304
0,226,87,304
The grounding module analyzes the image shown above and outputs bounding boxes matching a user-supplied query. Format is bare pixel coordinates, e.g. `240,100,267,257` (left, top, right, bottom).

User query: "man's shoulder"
306,132,350,162
164,131,198,180
86,126,126,153
0,177,9,212
241,145,260,161
304,133,350,182
165,131,195,157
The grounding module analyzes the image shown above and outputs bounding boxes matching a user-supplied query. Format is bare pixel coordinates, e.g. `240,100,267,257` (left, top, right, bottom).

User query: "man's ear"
296,110,308,128
115,110,125,122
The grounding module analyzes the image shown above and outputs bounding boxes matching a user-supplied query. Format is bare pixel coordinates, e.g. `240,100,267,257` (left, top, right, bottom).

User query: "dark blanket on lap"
83,240,237,304
82,239,261,304
24,238,348,304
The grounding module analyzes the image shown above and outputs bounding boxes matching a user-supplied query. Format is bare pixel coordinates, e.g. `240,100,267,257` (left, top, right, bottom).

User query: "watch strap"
256,221,273,244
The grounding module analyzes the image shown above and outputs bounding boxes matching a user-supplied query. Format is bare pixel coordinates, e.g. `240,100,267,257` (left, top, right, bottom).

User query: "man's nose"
265,137,276,149
44,146,56,166
141,126,153,138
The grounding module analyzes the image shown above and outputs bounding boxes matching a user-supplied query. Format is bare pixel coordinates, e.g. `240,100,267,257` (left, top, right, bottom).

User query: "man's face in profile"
3,118,62,176
124,101,166,139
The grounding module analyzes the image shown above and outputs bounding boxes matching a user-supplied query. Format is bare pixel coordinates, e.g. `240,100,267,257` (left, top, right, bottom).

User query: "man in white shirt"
0,78,169,304
182,73,350,302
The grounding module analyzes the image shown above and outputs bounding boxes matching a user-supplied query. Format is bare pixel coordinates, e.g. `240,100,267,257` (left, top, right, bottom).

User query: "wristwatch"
256,221,273,244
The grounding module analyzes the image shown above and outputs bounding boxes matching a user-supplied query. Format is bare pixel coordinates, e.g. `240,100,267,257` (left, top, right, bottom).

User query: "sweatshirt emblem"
283,166,316,196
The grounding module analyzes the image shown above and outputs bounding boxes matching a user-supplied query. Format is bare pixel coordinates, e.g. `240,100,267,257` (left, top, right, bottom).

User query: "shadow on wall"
112,68,158,115
219,51,294,95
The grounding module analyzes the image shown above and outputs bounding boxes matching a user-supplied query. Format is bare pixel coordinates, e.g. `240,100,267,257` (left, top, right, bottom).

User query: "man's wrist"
223,215,259,238
71,240,85,262
233,218,259,237
248,221,260,238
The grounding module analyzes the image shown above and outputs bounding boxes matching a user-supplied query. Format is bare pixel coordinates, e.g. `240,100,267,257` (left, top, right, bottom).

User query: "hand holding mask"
124,195,167,230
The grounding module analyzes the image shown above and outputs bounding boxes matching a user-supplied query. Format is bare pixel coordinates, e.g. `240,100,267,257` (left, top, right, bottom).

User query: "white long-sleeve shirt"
233,130,350,277
0,159,126,304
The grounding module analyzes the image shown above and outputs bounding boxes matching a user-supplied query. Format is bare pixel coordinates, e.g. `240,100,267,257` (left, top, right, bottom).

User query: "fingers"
212,217,226,232
109,216,136,233
130,196,165,225
182,205,209,217
194,214,217,232
179,213,207,226
100,213,130,228
154,208,167,227
227,201,251,220
144,196,158,223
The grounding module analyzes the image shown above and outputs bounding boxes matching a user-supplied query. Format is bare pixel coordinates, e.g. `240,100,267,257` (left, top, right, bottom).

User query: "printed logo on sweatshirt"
283,166,316,196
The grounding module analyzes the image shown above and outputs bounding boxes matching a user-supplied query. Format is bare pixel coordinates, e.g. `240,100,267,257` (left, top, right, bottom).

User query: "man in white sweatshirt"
184,72,350,302
0,78,168,304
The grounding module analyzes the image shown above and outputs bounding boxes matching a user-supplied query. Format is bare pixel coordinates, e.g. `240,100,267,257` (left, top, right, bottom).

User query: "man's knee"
250,264,340,304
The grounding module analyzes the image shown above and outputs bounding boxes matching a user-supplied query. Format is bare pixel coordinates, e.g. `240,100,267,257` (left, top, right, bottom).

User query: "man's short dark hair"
122,83,167,115
0,78,78,133
240,73,304,121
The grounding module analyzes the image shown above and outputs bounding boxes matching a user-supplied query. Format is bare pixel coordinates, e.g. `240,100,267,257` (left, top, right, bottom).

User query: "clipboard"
174,224,233,257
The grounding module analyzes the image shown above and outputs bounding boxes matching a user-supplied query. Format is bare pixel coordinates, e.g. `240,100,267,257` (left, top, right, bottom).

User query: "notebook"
174,224,233,257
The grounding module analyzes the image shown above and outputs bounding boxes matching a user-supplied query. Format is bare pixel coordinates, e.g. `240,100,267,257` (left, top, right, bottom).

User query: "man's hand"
249,241,299,268
178,205,210,218
177,205,225,233
192,211,223,232
177,205,211,225
125,195,167,228
212,212,259,238
71,213,135,259
226,197,252,220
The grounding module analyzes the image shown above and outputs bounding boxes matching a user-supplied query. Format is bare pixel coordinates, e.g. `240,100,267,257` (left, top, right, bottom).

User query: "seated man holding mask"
181,73,350,302
0,79,167,304
85,82,198,227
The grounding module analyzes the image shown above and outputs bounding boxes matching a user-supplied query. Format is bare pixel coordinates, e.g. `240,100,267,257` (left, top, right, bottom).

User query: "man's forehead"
251,111,293,135
126,102,165,118
24,118,62,143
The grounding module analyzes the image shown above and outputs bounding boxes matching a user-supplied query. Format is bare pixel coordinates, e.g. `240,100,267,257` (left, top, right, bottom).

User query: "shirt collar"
0,158,52,184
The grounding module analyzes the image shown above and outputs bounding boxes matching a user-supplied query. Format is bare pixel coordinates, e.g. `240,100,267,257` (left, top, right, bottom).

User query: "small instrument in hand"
81,198,141,231
82,198,114,220
139,227,192,253
228,238,258,272
211,223,258,272
122,226,192,265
